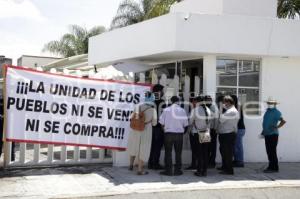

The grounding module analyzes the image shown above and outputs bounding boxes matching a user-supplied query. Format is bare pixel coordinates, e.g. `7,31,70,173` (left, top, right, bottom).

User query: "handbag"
197,129,211,143
195,106,211,143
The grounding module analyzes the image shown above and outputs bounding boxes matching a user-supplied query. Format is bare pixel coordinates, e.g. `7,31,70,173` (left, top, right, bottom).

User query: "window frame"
216,58,262,115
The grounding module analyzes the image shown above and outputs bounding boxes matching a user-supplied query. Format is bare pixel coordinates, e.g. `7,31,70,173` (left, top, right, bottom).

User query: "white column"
203,55,217,98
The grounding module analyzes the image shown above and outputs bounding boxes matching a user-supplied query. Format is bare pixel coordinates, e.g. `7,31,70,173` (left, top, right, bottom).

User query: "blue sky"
0,0,123,64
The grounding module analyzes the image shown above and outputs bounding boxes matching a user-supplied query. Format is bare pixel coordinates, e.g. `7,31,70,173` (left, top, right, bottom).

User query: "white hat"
265,97,279,104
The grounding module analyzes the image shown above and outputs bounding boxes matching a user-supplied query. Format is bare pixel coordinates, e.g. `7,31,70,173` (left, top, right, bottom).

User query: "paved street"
1,163,300,199
73,187,300,199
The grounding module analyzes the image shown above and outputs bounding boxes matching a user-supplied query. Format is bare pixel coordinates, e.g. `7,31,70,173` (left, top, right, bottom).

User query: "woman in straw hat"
262,97,286,173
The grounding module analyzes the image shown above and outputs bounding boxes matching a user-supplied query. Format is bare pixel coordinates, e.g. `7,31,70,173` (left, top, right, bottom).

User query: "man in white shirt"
159,96,189,176
218,95,239,175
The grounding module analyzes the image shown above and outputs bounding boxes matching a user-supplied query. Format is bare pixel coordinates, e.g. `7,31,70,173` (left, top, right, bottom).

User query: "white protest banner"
4,65,151,150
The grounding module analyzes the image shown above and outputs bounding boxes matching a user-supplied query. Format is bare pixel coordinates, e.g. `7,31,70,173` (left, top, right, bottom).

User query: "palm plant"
43,25,106,58
110,0,181,29
277,0,300,19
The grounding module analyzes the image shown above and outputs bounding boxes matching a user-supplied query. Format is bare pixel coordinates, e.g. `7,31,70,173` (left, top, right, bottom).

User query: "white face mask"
268,104,276,109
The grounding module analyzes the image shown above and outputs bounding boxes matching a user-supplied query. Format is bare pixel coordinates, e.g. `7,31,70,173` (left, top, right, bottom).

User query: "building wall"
171,0,277,18
242,57,300,162
0,56,12,78
175,14,300,58
18,56,61,68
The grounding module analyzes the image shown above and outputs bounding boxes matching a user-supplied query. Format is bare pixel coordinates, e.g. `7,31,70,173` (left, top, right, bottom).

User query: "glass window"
216,59,261,115
239,60,260,87
217,60,237,86
239,88,260,115
217,87,237,97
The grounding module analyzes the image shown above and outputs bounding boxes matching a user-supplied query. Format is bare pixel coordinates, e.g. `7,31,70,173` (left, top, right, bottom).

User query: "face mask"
145,94,155,102
206,103,212,108
268,104,276,109
222,104,227,109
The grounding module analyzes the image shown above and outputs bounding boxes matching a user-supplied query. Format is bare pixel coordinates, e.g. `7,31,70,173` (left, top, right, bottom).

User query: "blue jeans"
234,129,246,163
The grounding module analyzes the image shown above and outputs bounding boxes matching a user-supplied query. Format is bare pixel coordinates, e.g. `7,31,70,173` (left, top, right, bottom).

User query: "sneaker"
174,170,183,176
160,171,173,176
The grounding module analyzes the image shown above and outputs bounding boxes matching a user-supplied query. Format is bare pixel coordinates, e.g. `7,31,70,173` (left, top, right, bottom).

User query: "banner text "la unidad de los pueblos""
5,66,150,149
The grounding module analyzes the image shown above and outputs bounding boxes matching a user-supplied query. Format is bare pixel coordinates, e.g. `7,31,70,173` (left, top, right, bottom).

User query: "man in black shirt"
148,84,165,170
0,98,3,158
231,95,246,168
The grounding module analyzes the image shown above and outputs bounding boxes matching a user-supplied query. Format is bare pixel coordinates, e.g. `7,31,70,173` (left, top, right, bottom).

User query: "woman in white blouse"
127,92,157,175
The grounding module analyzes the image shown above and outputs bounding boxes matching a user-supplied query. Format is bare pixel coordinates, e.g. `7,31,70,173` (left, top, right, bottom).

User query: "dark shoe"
160,171,173,176
202,171,207,177
148,164,154,169
137,171,149,175
194,171,202,177
128,165,134,171
233,162,245,168
154,165,164,170
208,164,216,169
217,167,224,171
174,170,183,176
185,165,197,170
219,171,234,175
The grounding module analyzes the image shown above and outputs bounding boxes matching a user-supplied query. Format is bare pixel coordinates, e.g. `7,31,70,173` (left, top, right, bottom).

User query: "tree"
277,0,300,19
111,0,181,29
43,25,106,58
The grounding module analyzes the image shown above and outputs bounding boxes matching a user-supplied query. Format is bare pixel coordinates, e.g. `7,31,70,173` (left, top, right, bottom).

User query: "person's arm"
183,111,189,134
219,109,239,123
152,108,158,126
184,126,189,134
189,108,195,125
276,118,286,129
159,110,166,131
272,110,286,131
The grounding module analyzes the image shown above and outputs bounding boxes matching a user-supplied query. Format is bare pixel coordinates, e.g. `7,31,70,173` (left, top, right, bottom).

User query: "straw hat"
265,97,280,104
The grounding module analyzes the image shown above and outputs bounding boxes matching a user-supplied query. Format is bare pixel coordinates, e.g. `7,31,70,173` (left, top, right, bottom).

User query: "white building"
88,0,300,166
17,55,61,69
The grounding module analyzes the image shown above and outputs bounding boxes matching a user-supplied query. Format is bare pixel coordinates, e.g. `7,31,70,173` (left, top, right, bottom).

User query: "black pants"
164,133,183,172
189,133,198,167
148,126,164,167
195,134,209,173
219,133,236,174
0,128,15,161
265,135,279,171
208,129,217,166
0,129,3,158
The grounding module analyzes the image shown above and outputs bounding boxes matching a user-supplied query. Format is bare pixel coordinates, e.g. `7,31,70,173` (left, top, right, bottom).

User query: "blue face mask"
145,94,155,102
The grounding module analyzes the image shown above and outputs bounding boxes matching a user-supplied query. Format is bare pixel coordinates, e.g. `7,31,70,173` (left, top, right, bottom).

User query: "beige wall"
18,56,61,68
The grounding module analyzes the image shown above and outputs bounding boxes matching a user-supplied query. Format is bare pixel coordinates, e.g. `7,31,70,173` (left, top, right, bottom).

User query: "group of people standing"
127,84,286,177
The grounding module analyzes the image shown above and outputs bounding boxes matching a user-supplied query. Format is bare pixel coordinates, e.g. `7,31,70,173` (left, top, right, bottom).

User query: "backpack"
130,106,151,132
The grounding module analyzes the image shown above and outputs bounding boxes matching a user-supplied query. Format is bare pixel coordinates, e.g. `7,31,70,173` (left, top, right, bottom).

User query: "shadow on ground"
1,163,300,185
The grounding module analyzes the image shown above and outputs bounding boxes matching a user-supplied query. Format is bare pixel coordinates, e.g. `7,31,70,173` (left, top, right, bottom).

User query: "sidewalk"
1,163,300,199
